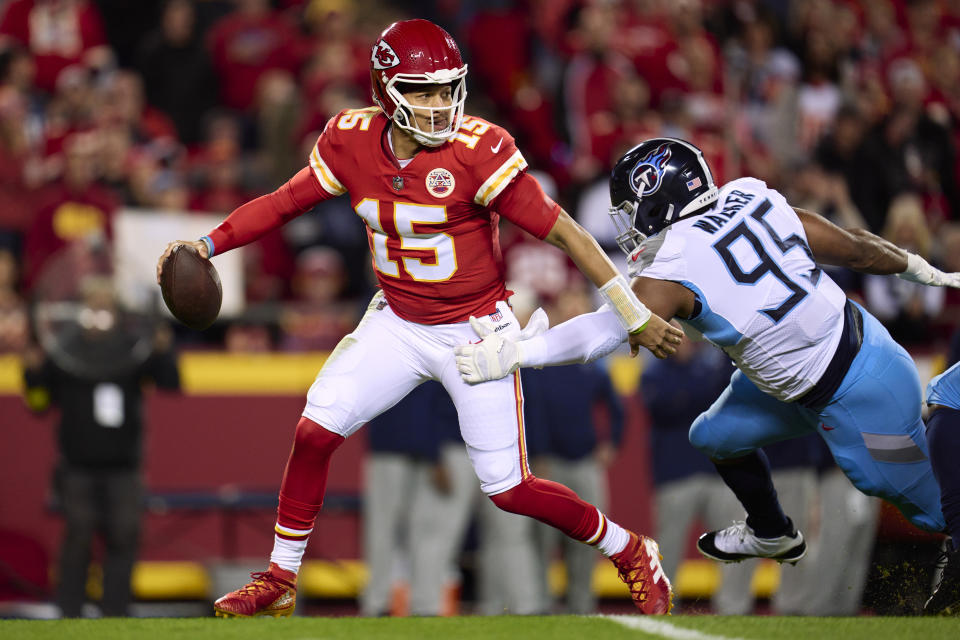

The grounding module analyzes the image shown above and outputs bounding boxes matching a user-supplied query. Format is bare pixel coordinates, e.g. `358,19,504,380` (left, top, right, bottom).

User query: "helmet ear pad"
636,201,675,236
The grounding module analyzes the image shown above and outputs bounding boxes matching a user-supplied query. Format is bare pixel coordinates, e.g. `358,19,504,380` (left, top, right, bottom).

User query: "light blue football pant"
688,303,944,532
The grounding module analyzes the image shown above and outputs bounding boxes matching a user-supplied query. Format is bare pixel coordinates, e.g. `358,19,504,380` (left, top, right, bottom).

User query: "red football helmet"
370,19,468,147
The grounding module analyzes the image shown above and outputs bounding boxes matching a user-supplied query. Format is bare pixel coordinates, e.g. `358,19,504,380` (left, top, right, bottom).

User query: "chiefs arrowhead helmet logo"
629,143,672,197
372,41,400,70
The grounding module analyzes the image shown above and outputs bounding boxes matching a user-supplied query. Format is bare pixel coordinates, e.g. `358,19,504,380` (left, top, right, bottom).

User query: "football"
159,244,222,330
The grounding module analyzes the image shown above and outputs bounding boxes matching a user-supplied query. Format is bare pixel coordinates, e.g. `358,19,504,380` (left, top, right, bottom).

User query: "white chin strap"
394,105,462,147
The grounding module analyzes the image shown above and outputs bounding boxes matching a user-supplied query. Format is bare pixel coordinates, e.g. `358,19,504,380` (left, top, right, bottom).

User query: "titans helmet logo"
629,143,672,197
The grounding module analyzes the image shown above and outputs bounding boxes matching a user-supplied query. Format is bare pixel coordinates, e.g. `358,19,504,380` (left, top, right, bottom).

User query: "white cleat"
697,520,806,564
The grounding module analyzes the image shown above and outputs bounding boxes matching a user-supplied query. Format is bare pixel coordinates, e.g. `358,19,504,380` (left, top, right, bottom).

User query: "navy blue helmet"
608,137,719,254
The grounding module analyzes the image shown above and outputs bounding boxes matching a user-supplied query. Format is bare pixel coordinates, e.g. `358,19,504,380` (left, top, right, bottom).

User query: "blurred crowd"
0,0,958,355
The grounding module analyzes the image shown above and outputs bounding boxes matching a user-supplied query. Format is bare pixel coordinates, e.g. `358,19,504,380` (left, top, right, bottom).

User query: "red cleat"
214,563,297,618
610,532,673,615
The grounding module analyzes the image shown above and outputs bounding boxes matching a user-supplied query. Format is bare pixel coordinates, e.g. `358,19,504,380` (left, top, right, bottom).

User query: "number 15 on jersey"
356,199,458,283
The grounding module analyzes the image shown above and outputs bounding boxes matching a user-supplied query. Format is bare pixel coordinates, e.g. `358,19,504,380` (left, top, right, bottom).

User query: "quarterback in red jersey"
157,19,681,617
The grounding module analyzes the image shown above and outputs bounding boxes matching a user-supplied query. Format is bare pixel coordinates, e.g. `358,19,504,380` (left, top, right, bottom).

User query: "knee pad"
467,444,523,495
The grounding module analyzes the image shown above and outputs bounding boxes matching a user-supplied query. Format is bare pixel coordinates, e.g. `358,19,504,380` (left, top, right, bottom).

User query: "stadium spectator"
471,476,543,616
801,439,880,616
712,437,820,616
21,276,180,617
0,0,113,94
278,247,358,352
23,131,118,289
851,58,958,230
361,373,544,617
784,159,868,293
96,70,178,145
189,148,248,215
136,0,219,146
360,381,465,617
206,0,306,112
724,9,801,171
255,68,303,186
299,0,369,109
813,103,869,211
864,193,945,346
562,2,636,183
0,77,40,244
523,283,625,614
936,224,960,343
786,160,867,232
0,245,27,352
642,337,733,612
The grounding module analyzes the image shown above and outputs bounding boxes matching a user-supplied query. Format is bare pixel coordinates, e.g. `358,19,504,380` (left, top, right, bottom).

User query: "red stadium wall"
0,391,653,567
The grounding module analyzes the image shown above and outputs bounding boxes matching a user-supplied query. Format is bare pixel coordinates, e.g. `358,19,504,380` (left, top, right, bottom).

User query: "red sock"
275,417,344,535
489,475,601,542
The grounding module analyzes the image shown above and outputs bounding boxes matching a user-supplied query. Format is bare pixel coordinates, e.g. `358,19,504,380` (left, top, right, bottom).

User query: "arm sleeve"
521,304,628,368
491,171,562,240
206,166,332,256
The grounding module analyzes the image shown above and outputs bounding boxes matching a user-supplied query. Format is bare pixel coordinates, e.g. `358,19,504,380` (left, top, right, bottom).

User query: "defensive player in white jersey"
456,138,960,588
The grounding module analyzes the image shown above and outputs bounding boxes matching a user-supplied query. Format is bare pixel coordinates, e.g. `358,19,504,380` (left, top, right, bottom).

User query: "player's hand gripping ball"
159,244,222,330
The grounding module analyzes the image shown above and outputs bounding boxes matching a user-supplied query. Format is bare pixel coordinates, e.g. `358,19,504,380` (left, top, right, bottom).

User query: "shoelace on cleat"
237,571,285,596
614,548,651,601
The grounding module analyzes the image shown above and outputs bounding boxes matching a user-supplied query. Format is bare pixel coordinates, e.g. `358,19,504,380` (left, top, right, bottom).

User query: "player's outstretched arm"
796,207,960,287
454,275,696,384
156,167,331,285
543,209,684,357
455,305,628,384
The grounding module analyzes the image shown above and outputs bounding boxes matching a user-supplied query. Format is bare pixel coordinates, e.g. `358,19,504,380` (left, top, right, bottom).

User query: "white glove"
468,306,549,340
899,253,960,288
454,319,520,384
453,308,550,384
518,307,549,339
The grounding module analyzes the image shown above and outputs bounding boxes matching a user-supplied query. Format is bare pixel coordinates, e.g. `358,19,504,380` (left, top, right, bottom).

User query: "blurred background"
0,0,957,619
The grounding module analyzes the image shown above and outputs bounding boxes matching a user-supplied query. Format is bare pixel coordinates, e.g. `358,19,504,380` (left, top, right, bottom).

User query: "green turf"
1,615,959,640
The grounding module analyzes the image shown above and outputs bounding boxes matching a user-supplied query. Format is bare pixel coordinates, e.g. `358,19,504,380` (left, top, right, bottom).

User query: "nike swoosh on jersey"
491,137,503,153
821,423,835,431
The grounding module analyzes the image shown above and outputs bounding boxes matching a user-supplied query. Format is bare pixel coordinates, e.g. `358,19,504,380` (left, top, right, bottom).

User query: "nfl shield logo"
489,310,503,322
393,176,404,191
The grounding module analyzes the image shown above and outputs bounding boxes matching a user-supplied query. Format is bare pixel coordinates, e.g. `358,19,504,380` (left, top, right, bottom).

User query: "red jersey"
309,108,559,324
0,0,108,93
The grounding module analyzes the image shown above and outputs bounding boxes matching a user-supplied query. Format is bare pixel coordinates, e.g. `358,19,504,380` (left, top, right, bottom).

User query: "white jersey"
628,177,847,401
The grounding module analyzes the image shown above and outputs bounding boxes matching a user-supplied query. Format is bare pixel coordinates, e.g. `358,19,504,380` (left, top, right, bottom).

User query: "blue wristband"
200,235,215,258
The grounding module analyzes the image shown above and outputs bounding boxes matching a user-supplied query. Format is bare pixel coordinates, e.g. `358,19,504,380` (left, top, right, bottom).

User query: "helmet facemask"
610,198,647,256
381,70,467,147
